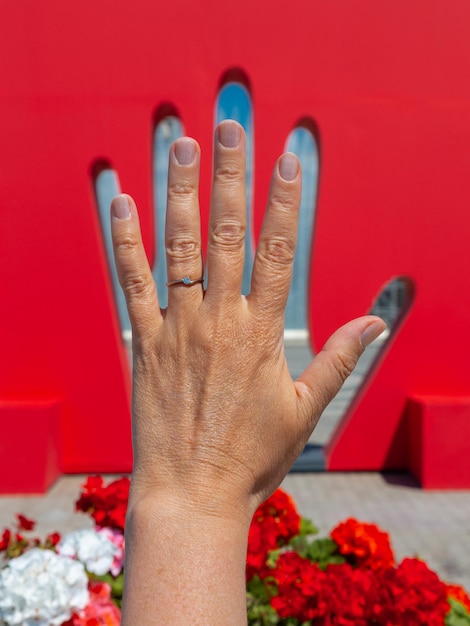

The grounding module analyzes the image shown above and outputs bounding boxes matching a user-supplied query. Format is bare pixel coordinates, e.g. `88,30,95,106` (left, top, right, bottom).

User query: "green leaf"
304,537,345,569
299,517,318,536
446,598,470,626
266,549,282,569
288,535,309,557
246,587,281,625
247,575,271,604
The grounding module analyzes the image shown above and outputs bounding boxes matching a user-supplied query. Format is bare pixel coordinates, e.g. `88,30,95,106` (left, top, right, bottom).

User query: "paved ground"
1,333,469,592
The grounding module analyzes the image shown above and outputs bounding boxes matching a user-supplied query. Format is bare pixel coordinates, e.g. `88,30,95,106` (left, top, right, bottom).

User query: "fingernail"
111,194,131,220
217,120,241,148
279,153,299,181
361,320,386,348
174,138,196,165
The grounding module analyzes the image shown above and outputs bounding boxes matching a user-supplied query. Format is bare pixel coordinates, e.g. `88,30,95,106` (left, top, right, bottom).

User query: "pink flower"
97,528,125,576
66,581,121,625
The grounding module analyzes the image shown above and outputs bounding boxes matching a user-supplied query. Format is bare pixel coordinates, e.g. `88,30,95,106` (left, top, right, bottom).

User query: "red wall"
2,1,470,490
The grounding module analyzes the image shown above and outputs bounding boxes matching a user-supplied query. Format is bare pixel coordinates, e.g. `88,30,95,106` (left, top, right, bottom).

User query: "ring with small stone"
166,276,204,288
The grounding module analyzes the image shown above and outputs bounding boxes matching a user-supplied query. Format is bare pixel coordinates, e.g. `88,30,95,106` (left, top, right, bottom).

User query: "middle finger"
205,120,247,305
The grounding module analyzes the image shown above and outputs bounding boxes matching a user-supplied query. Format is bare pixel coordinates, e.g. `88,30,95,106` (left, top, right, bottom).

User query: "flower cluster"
331,517,395,570
265,554,451,625
0,548,89,626
57,529,123,577
0,479,125,625
75,476,129,532
247,488,303,580
64,581,121,626
247,489,470,626
0,477,469,625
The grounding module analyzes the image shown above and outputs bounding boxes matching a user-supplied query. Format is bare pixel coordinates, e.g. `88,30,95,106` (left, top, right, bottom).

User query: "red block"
407,396,470,489
0,400,62,494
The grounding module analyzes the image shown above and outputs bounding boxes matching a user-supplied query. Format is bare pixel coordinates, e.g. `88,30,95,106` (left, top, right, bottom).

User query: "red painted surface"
407,398,470,489
0,401,62,493
1,1,470,490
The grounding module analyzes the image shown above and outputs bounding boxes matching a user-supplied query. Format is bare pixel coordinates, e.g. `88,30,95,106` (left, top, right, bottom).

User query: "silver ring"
166,276,204,288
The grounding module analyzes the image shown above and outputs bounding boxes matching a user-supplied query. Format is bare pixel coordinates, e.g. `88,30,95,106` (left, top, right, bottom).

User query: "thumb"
295,316,386,428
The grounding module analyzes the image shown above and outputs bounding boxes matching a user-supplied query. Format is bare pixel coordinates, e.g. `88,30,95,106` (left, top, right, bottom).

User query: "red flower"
16,514,35,531
45,531,61,547
0,528,11,551
331,517,395,570
76,476,130,532
447,583,470,611
372,558,449,625
270,553,376,624
269,553,450,625
246,488,301,580
325,562,382,626
270,552,327,621
66,581,121,626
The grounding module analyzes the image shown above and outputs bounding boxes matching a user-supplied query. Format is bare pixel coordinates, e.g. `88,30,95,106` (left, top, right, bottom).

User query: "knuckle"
167,179,196,201
214,161,243,185
259,235,296,266
331,350,358,383
211,220,245,250
114,233,140,253
166,237,202,260
270,190,298,213
122,271,155,301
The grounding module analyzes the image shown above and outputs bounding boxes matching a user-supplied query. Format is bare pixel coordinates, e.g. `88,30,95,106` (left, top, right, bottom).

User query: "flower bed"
0,476,469,625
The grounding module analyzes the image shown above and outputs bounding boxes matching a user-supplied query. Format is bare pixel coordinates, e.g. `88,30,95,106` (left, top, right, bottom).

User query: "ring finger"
165,137,204,312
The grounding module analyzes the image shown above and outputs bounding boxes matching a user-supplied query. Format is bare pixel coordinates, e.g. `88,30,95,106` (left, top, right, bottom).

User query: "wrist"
122,489,251,625
127,477,257,529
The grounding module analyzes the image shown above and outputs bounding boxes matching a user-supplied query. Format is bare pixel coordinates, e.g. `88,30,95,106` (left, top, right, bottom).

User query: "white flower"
97,527,125,576
0,547,89,626
57,528,119,576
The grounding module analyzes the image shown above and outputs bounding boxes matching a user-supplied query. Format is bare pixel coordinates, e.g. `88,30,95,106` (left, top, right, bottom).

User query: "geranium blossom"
331,517,395,570
97,527,125,576
0,547,89,626
57,529,120,576
270,551,328,621
76,476,129,531
65,581,121,626
372,558,450,625
246,488,301,580
0,529,11,552
16,514,35,532
270,552,377,624
447,583,470,611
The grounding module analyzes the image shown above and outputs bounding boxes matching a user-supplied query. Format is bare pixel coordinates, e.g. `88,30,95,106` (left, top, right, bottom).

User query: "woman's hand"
111,120,385,624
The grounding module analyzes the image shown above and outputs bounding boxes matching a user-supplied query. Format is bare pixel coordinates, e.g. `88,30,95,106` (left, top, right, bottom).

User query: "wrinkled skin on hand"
111,120,385,522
